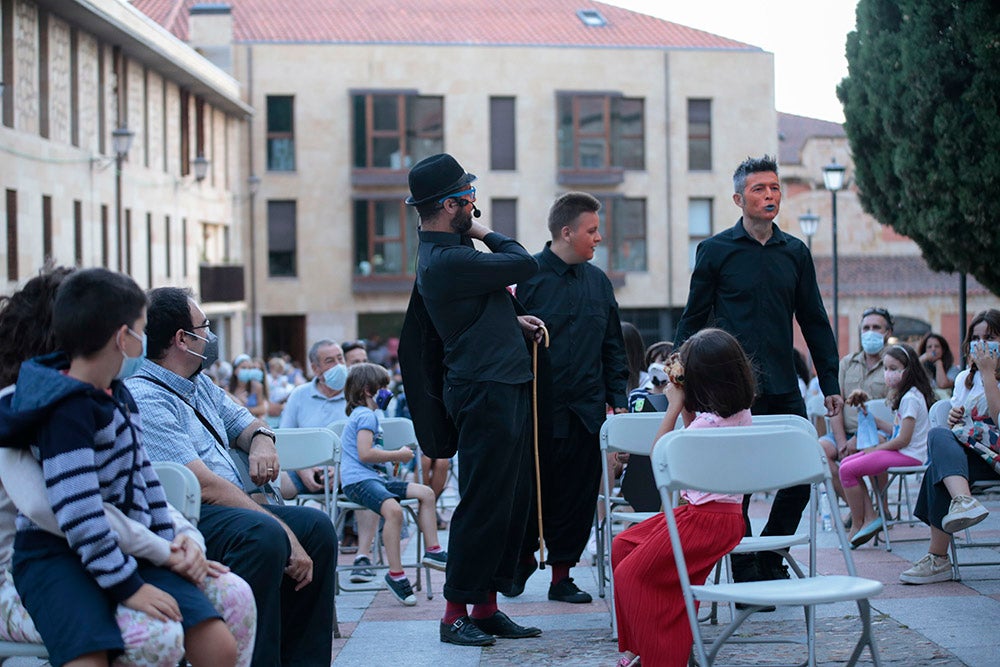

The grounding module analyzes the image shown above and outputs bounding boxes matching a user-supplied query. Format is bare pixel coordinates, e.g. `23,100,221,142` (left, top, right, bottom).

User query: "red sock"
470,592,498,619
388,570,406,581
427,545,443,553
551,562,570,584
443,601,467,624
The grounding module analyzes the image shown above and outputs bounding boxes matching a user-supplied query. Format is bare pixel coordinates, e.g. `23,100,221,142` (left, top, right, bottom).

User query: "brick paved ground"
331,491,1000,666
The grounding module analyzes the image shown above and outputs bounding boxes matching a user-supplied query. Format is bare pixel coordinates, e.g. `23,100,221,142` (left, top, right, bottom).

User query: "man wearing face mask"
126,288,337,667
820,307,894,502
279,339,381,582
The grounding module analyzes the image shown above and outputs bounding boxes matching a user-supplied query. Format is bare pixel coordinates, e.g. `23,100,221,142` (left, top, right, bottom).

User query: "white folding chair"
651,425,883,666
948,465,1000,579
330,418,433,598
274,427,339,520
0,640,48,663
864,399,929,551
596,412,664,637
599,413,817,636
152,461,202,524
700,414,816,621
929,398,952,428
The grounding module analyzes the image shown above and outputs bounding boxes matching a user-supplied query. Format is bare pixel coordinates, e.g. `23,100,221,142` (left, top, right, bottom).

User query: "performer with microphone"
398,154,545,647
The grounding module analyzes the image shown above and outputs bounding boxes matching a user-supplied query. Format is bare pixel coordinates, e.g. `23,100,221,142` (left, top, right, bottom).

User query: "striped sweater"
0,353,174,602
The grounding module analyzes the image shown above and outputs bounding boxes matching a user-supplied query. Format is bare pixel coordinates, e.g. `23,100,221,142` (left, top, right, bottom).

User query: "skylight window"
577,9,607,27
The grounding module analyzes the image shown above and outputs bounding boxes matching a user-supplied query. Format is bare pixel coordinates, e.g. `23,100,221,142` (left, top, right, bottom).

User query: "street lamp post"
111,127,134,273
822,158,846,348
798,209,819,253
247,175,261,355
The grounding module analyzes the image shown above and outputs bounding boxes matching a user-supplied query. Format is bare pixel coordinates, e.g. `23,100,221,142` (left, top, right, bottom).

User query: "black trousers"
733,391,811,574
199,503,337,667
443,380,533,603
521,413,603,565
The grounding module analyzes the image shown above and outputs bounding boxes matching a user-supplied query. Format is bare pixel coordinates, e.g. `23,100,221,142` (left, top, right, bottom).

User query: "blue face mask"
116,329,146,380
970,340,1000,357
376,388,393,411
237,368,264,384
322,363,348,391
860,330,885,355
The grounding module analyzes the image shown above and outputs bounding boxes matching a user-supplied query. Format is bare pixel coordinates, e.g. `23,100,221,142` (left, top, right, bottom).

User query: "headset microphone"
471,203,482,218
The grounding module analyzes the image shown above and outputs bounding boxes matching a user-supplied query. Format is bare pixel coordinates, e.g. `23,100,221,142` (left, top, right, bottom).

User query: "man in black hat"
401,153,544,647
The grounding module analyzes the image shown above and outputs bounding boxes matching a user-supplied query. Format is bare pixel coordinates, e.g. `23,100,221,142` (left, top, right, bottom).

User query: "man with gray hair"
674,155,843,585
279,339,380,581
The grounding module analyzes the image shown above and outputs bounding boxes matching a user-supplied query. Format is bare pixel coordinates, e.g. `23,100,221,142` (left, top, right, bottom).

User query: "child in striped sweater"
0,268,237,667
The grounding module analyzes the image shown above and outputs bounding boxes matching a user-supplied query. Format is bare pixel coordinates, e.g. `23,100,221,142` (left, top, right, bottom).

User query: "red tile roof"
130,0,758,50
812,255,989,298
778,112,845,165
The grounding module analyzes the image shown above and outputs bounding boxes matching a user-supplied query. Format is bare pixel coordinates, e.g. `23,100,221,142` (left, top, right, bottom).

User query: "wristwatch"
251,426,276,444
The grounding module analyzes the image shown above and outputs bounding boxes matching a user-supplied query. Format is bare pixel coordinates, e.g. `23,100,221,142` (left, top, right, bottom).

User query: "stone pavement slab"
330,494,1000,666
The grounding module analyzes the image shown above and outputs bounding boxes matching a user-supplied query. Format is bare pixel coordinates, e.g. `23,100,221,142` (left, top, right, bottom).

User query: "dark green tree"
838,0,1000,294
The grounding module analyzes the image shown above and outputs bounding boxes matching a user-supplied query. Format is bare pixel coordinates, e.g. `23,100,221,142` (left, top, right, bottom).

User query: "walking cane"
532,325,550,568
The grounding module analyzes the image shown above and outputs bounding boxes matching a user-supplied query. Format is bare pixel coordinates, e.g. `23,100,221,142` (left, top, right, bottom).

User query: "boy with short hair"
0,268,238,666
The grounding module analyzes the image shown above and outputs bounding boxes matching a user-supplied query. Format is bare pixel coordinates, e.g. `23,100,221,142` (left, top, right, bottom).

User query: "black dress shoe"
548,577,593,603
439,617,496,646
471,611,542,638
502,556,537,598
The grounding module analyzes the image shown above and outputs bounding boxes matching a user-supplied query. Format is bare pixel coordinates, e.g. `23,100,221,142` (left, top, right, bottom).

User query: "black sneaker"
440,616,496,646
548,577,592,603
384,574,416,606
349,556,375,583
470,611,542,638
422,549,448,572
502,556,537,598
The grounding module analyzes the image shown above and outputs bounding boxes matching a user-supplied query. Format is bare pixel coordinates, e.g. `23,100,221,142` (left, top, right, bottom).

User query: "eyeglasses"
191,320,211,331
438,187,476,204
861,307,893,325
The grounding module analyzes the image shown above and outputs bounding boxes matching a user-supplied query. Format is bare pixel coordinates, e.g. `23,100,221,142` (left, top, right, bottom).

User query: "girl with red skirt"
612,328,756,666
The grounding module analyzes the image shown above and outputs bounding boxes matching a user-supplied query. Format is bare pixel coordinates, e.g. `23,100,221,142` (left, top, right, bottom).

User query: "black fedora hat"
405,153,477,206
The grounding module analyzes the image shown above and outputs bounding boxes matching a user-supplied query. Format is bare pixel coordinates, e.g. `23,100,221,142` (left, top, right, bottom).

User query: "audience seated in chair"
900,310,1000,584
339,364,447,606
126,287,337,667
839,344,935,549
0,269,251,667
820,307,894,507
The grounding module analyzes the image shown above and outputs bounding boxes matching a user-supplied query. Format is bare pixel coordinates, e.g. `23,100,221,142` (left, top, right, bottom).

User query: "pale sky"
603,0,860,123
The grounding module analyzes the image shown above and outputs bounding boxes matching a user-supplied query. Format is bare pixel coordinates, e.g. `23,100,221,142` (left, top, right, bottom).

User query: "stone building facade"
1,0,251,362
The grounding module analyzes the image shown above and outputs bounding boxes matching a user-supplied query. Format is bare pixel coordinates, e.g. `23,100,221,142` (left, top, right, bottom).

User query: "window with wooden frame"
557,93,644,185
687,99,712,171
266,95,295,171
352,198,420,291
267,200,296,277
591,196,647,274
688,198,713,269
352,92,443,183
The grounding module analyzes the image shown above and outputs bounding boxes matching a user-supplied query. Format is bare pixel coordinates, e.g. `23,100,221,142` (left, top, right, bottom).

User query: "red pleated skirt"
612,501,744,667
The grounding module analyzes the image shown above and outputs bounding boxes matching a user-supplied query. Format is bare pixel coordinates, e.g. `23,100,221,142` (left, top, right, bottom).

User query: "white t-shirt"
950,369,1000,424
895,386,930,463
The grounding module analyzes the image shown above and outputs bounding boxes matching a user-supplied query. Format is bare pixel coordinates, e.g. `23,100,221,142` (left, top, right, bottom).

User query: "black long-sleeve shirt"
516,244,629,436
674,218,840,398
416,230,538,385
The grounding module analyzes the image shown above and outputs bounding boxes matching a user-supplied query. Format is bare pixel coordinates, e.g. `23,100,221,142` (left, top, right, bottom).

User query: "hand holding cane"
532,324,550,568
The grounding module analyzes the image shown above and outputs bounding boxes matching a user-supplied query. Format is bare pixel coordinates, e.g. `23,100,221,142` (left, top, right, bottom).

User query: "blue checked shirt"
126,359,255,489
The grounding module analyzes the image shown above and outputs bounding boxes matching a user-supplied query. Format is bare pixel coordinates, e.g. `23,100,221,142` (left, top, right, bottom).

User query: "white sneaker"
942,495,989,534
899,553,953,585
